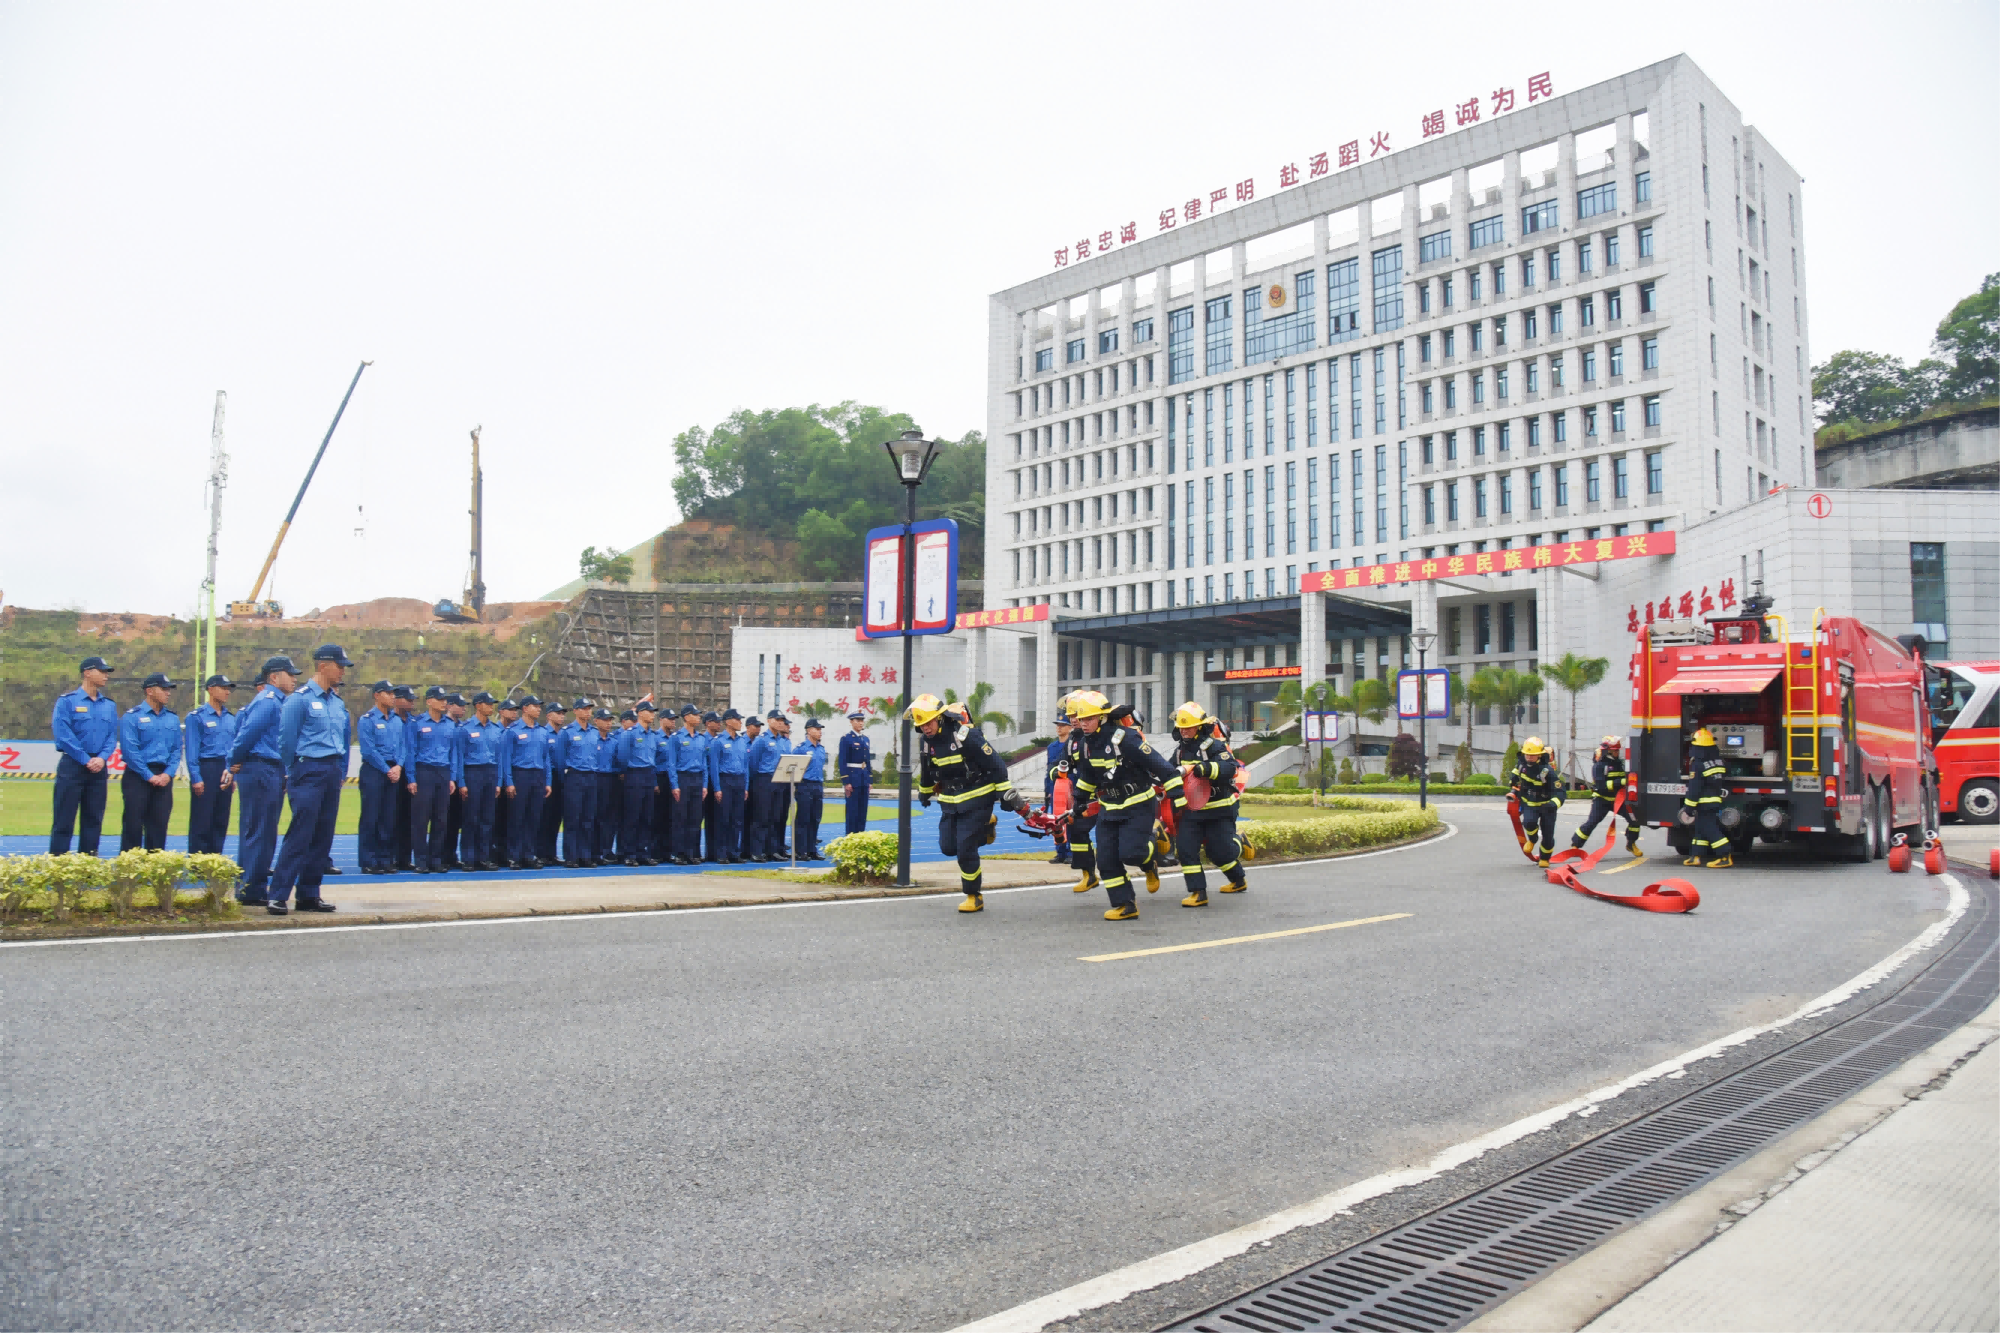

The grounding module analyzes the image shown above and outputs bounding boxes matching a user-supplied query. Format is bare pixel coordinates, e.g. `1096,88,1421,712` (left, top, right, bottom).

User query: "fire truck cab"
1927,660,1998,824
1630,589,1939,861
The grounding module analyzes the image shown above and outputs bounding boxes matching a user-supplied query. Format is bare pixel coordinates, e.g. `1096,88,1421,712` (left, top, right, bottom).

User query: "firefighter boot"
1071,869,1099,894
1683,855,1706,866
1104,903,1139,921
958,891,985,913
1570,830,1590,850
1182,888,1209,908
1625,825,1642,854
1143,861,1162,894
1705,854,1734,869
1220,866,1248,893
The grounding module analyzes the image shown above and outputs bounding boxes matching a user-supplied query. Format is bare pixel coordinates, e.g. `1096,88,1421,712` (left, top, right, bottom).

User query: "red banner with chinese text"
1300,530,1675,595
956,604,1053,631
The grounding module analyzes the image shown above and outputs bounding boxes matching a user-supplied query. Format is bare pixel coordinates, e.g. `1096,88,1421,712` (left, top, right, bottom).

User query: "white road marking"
0,823,1457,949
950,874,1971,1333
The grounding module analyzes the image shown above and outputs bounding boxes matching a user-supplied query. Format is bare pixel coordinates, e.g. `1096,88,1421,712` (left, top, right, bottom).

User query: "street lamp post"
1412,626,1437,810
883,428,941,889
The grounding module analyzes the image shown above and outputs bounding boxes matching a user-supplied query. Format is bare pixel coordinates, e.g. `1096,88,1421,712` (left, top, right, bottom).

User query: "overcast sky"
2,1,1993,616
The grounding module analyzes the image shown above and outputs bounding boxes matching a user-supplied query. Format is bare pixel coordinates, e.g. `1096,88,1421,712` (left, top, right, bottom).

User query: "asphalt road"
1,805,1954,1331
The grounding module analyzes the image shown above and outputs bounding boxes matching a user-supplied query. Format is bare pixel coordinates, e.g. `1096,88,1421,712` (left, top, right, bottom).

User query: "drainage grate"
1165,882,1998,1333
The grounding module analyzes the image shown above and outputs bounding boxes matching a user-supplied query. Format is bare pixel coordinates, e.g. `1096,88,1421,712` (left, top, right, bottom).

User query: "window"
1034,348,1053,372
1522,199,1559,234
1635,170,1651,204
1554,410,1568,443
1526,360,1539,393
1582,349,1597,382
1577,182,1617,218
1067,338,1086,364
1327,258,1361,343
1469,215,1504,250
1497,366,1509,399
1471,322,1484,353
1443,276,1455,307
1644,395,1662,427
1204,296,1233,375
1584,460,1601,503
1610,399,1626,433
1605,233,1620,267
1132,317,1153,344
1584,405,1598,436
1445,430,1458,461
1524,308,1538,341
1422,383,1434,414
1642,336,1659,370
1606,288,1623,321
1420,333,1433,363
1530,468,1544,509
1446,481,1460,521
1372,245,1404,331
1419,283,1431,314
1423,485,1436,524
1547,247,1562,282
1555,463,1570,507
1645,450,1664,494
1098,329,1119,355
1551,353,1564,388
1911,543,1948,646
1420,230,1451,263
1474,476,1488,518
1609,343,1624,377
1492,261,1506,295
1521,253,1537,287
1579,240,1593,274
1613,455,1630,499
1444,379,1457,410
1498,420,1511,451
1469,268,1482,302
1167,307,1195,383
1580,295,1596,327
1245,271,1316,365
1550,302,1565,335
1639,281,1657,314
1637,225,1654,259
1499,472,1514,514
1472,373,1485,404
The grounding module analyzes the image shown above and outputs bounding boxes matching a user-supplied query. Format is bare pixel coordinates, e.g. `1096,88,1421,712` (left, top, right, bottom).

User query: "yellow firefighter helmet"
1172,701,1212,729
1520,736,1550,757
907,694,946,727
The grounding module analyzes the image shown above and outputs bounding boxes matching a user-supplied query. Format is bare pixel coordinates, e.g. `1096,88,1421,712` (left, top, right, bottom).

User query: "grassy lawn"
2,778,365,838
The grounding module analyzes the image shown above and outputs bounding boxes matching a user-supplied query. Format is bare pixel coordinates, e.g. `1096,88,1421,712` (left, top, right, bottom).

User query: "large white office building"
962,55,1978,758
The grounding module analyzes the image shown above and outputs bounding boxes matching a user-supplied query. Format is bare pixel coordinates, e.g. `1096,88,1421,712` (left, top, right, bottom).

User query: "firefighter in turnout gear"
911,693,1018,913
1509,737,1565,867
1571,735,1641,855
1070,692,1183,921
1681,728,1732,868
1171,702,1246,907
1057,692,1103,893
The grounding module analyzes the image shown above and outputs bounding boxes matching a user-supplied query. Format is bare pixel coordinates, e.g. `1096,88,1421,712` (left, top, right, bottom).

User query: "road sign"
860,518,959,639
1303,711,1340,742
1397,668,1451,719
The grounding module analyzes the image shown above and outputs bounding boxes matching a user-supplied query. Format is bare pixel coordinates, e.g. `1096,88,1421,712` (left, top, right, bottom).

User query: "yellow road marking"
1079,912,1412,963
1601,854,1649,875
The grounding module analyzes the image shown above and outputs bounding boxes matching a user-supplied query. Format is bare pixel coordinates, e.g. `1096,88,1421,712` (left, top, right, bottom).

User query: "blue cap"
517,695,542,708
445,693,468,707
204,674,237,690
620,709,638,721
804,717,823,731
703,711,721,723
261,656,301,680
79,656,114,674
767,709,785,721
722,708,742,720
425,685,447,700
312,643,354,667
141,672,176,690
681,703,699,716
471,691,498,706
391,684,415,700
847,710,866,720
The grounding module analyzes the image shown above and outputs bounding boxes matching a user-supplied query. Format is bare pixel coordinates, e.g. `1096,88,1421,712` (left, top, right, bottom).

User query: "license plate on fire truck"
1791,775,1824,791
1647,782,1687,796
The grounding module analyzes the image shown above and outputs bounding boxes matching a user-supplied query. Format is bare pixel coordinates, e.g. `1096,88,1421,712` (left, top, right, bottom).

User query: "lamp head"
1412,627,1438,653
884,428,938,484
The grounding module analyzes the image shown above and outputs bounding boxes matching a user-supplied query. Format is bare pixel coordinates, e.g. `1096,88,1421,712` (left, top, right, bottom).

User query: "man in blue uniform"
615,701,661,865
537,700,568,863
500,696,553,869
711,709,750,863
183,674,239,855
590,708,620,863
555,701,600,866
838,709,873,835
793,718,829,859
490,697,521,860
701,711,726,861
439,693,470,869
356,680,404,873
265,644,353,913
1043,708,1073,864
389,684,418,870
666,704,710,865
746,712,787,860
455,692,505,870
403,686,460,873
737,714,764,859
118,672,183,851
227,656,301,904
49,655,120,855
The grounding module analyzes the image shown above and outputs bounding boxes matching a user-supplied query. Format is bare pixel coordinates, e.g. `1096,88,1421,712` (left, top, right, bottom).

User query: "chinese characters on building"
780,662,896,716
1627,579,1739,633
1054,72,1553,269
1300,528,1673,595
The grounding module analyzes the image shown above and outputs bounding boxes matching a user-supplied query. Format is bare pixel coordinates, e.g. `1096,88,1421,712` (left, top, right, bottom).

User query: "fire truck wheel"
1959,780,1999,825
1667,825,1691,858
1871,787,1891,861
1920,780,1940,835
1859,786,1882,861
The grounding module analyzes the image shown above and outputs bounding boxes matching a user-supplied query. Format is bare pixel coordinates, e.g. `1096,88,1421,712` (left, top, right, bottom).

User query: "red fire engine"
1928,660,1998,824
1630,587,1939,861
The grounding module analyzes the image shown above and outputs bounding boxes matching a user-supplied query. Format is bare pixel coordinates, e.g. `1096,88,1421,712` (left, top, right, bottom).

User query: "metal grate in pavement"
1164,881,1998,1333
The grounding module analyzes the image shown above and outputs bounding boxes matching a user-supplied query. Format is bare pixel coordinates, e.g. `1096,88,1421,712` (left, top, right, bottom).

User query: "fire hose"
1509,789,1700,914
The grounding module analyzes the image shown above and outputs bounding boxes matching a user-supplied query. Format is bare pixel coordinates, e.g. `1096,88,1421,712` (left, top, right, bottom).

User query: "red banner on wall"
957,603,1052,630
1300,530,1675,595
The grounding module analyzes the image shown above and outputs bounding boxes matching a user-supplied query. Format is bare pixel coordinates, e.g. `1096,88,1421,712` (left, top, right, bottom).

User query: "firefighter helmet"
1065,690,1112,721
1520,736,1550,757
1601,735,1623,750
1172,701,1213,729
1691,727,1718,747
907,694,947,727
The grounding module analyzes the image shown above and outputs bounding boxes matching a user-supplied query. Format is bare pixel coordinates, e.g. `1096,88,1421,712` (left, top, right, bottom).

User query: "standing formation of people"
43,654,859,892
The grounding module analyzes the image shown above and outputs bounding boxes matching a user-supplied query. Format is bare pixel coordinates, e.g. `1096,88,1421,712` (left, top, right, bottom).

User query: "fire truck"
1629,587,1939,861
1928,660,1999,823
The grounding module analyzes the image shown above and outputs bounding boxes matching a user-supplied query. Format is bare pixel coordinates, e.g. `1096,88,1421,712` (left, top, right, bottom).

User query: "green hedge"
0,850,244,922
1244,784,1504,801
825,831,899,883
1238,804,1442,857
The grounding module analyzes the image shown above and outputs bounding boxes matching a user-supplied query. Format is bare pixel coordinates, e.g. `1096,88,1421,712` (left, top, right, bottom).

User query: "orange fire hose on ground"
1509,789,1700,914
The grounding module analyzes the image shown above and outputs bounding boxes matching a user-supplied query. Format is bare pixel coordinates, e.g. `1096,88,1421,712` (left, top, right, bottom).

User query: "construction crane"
192,391,228,681
230,359,371,619
434,426,485,623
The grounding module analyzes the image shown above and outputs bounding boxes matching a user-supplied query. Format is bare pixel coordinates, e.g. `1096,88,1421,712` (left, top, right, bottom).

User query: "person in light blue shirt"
711,709,751,862
536,701,571,864
356,681,404,873
665,704,711,864
118,672,183,851
746,712,789,860
500,696,554,868
454,692,505,869
184,675,239,855
556,702,603,866
50,655,121,855
791,718,829,860
266,644,354,914
589,709,620,863
614,701,661,865
225,656,301,903
403,687,460,874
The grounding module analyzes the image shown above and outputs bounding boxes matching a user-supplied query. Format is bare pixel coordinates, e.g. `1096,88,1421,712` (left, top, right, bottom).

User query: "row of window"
1419,452,1665,525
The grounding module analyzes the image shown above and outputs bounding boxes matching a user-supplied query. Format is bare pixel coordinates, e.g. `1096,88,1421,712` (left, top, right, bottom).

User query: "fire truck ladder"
1776,609,1823,774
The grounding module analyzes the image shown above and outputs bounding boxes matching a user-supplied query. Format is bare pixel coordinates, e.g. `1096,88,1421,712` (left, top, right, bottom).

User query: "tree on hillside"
578,545,634,586
1813,273,1998,429
1935,273,1999,403
668,403,985,580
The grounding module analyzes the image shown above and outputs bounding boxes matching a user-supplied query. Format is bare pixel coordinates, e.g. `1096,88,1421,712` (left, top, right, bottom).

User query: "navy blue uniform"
792,737,828,857
357,705,403,871
616,723,661,862
917,716,1012,897
746,731,785,859
499,719,553,866
837,728,873,834
712,730,750,861
1076,720,1183,911
269,680,350,907
665,728,711,862
555,722,602,864
118,702,182,851
1508,755,1565,864
455,715,504,867
227,685,290,897
404,711,460,872
1173,730,1246,899
50,685,119,855
184,701,239,854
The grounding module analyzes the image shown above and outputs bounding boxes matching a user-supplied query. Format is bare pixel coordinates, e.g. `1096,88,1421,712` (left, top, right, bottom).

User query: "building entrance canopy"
1051,593,1410,654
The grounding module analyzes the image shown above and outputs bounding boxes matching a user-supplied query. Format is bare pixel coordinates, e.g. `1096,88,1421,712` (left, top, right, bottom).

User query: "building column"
965,626,988,727
1536,569,1562,666
1033,618,1058,735
1301,589,1328,693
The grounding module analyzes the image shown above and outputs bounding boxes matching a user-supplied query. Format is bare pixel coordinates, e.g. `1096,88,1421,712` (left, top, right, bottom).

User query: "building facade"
971,54,1828,756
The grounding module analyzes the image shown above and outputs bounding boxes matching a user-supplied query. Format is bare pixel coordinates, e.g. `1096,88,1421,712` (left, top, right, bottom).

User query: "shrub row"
0,851,243,922
1239,803,1443,857
1270,772,1498,791
825,831,900,883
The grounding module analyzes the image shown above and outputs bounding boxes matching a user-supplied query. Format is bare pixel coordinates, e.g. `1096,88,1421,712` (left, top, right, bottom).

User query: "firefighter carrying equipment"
1066,690,1113,721
1172,701,1214,730
907,694,947,727
915,712,1012,806
1075,720,1184,813
1681,735,1730,866
1520,736,1550,757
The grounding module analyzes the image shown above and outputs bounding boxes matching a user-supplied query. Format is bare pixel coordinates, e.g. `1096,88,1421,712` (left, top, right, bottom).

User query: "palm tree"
1539,652,1611,780
942,681,1017,735
1469,666,1543,749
